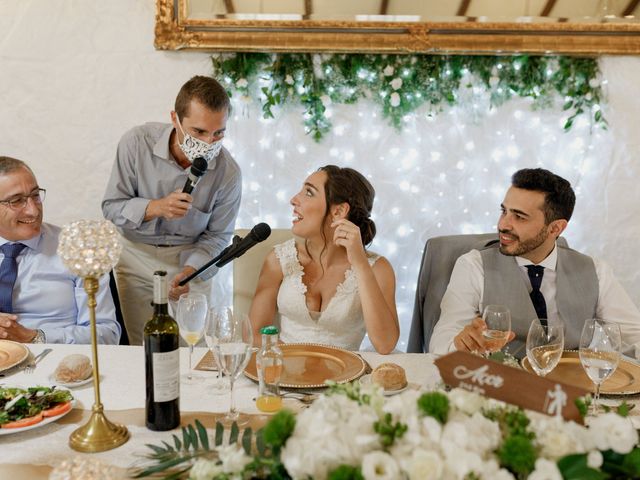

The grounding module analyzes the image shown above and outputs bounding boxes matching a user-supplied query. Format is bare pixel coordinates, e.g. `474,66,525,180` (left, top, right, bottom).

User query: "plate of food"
0,340,30,373
0,385,75,434
359,363,408,396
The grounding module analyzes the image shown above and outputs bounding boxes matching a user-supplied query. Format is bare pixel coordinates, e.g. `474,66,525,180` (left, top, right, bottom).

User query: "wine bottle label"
152,349,180,402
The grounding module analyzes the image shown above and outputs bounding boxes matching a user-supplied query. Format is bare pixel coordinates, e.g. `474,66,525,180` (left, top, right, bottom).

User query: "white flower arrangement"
139,384,640,480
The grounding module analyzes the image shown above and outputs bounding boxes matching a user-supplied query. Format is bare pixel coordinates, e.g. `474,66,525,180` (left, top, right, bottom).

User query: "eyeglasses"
0,188,46,210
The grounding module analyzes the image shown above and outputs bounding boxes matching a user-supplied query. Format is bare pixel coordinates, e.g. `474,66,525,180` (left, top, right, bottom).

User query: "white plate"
48,374,96,389
0,386,75,435
359,374,408,396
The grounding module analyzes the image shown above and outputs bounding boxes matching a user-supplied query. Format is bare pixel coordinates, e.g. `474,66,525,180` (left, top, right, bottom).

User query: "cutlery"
24,348,53,374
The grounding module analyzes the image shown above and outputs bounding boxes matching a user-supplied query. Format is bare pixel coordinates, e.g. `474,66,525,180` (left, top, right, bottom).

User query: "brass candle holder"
58,220,130,452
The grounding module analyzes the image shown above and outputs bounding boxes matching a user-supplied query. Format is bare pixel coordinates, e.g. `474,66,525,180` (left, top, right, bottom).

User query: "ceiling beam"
379,0,389,16
457,0,471,17
623,0,640,16
540,0,558,17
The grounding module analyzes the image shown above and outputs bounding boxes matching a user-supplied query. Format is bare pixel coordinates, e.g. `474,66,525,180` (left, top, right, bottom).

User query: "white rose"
216,444,252,473
448,388,486,415
588,413,639,454
383,65,395,76
361,451,400,480
535,422,580,460
390,92,401,107
320,95,332,107
489,76,500,87
442,449,483,479
406,449,443,480
587,450,603,469
528,458,562,480
189,459,222,480
236,78,248,88
285,74,295,85
390,78,403,90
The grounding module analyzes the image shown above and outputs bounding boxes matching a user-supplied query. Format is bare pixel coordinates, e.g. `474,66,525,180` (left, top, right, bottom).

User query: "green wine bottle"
144,270,180,431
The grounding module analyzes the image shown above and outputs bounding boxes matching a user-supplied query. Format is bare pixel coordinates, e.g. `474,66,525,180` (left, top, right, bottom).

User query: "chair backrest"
232,228,293,320
406,233,568,353
109,270,129,345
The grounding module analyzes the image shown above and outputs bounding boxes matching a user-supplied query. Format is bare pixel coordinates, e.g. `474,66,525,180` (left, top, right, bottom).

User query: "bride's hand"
331,219,367,267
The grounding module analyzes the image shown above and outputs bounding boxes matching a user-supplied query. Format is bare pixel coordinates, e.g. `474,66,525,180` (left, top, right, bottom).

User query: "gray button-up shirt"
101,122,242,278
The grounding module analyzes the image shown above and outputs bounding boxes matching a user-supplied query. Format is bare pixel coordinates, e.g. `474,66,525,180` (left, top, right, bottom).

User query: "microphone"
182,157,208,194
178,223,272,286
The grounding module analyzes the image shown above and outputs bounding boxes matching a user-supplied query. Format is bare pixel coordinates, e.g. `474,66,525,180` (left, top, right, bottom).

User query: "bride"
249,165,399,354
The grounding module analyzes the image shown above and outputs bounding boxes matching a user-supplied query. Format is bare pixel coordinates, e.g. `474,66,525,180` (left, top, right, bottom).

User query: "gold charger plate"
522,350,640,395
0,340,29,373
244,343,367,389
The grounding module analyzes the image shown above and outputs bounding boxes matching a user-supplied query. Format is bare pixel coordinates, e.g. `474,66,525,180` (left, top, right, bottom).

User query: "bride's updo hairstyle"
319,165,377,246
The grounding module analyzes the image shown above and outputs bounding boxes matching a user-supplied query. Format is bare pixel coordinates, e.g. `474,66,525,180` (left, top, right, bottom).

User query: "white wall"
2,0,640,350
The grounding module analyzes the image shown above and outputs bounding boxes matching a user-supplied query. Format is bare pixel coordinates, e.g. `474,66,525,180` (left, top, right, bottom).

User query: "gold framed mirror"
156,0,640,54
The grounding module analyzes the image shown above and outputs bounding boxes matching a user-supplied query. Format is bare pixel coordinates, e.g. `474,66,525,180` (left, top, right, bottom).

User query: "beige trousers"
114,237,212,345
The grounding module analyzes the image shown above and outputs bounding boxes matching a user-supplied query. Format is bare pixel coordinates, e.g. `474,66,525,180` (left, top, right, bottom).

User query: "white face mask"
176,117,223,163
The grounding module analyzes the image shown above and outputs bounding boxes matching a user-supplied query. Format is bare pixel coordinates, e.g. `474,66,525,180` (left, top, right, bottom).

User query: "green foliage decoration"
417,391,449,424
211,53,606,142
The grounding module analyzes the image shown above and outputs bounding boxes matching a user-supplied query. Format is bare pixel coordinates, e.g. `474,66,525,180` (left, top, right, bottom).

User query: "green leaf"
196,419,210,451
242,426,253,455
229,421,240,444
215,421,224,446
173,434,182,451
558,454,608,480
256,429,266,456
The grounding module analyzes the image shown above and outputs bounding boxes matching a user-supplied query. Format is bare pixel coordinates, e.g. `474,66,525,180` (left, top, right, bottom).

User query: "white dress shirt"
429,244,640,358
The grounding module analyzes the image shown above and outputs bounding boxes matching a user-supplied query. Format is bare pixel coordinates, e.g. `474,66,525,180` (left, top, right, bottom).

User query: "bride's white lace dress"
274,239,380,351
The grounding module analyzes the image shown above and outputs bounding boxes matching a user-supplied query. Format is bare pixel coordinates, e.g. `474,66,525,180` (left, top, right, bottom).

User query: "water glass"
579,319,621,414
176,293,208,383
482,305,511,354
526,317,564,377
211,309,253,425
204,307,230,395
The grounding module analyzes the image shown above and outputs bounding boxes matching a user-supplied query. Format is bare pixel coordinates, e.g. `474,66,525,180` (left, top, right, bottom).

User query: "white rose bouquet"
133,383,640,480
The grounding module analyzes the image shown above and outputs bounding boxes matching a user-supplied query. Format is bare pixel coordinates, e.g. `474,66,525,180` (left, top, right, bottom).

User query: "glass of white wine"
211,309,253,425
482,305,512,354
176,293,208,383
526,317,564,376
579,319,621,415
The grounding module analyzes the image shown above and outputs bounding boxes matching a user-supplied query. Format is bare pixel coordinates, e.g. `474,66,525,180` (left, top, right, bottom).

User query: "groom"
429,168,640,358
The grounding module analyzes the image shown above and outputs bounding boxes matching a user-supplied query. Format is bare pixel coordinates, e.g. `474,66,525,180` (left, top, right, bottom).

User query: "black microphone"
182,157,208,194
178,223,272,286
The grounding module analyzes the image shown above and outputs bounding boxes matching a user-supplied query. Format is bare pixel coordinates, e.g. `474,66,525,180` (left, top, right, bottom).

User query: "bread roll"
54,354,92,383
371,362,407,391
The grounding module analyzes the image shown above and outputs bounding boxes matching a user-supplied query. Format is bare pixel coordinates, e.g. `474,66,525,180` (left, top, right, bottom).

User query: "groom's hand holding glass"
453,310,515,354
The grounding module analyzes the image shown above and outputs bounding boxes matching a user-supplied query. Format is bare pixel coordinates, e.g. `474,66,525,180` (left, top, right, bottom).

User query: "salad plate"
0,385,75,435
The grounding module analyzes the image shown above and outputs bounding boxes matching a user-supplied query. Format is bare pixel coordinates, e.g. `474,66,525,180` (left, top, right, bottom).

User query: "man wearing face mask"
102,76,242,345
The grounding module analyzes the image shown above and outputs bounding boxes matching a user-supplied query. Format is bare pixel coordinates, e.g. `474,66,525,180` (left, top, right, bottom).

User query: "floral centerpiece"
133,383,640,480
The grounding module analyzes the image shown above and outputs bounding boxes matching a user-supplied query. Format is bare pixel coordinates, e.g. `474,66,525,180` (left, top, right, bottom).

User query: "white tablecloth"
0,344,441,478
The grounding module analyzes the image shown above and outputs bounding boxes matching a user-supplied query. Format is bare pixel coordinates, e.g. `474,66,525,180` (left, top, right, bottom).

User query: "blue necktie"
0,243,26,313
526,265,547,325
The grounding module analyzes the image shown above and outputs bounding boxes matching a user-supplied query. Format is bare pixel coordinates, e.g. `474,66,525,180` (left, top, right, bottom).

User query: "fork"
24,348,52,374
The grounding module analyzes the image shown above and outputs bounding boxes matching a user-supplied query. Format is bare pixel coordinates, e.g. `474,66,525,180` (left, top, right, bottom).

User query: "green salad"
0,386,74,426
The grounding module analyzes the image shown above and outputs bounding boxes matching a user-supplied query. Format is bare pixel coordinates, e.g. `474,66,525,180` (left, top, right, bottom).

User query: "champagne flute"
204,307,230,395
579,319,621,415
482,305,512,354
526,317,564,376
211,309,253,425
176,293,208,383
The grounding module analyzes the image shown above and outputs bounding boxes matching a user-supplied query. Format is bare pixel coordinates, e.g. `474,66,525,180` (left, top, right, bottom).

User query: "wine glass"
482,305,512,354
204,307,230,395
211,309,253,425
579,319,621,415
176,293,208,383
526,317,564,377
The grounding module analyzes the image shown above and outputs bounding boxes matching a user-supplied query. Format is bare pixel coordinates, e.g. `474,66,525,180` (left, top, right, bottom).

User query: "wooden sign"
434,351,589,424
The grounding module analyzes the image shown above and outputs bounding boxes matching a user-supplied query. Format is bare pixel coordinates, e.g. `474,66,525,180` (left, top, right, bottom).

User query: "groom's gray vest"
480,243,598,358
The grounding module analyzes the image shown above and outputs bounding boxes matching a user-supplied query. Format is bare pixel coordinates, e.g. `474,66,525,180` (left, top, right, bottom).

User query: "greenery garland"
211,53,606,142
